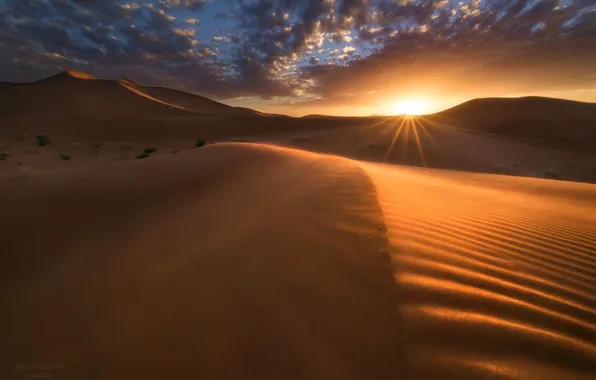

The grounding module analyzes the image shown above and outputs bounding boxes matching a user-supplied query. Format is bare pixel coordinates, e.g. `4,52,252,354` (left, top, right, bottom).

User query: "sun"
389,98,429,116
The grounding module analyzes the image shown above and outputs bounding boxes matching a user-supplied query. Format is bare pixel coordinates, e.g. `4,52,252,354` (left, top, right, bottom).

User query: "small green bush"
136,153,150,160
143,148,157,154
195,139,206,148
58,154,71,161
0,152,9,160
36,134,50,146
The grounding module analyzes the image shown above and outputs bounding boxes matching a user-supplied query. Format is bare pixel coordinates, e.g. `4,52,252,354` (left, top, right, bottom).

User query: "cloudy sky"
0,0,595,116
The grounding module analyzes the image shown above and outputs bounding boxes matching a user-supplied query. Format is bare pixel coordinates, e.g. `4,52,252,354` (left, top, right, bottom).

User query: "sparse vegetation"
58,154,71,161
93,142,102,153
0,146,8,160
135,147,157,160
195,139,206,148
172,150,179,154
36,134,50,146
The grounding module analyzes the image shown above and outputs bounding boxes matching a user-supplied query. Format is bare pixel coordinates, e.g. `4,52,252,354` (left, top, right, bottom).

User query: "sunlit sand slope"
362,163,596,379
0,143,406,380
1,143,594,379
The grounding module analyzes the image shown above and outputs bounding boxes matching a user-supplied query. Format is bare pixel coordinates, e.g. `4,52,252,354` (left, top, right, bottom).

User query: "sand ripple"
362,163,596,379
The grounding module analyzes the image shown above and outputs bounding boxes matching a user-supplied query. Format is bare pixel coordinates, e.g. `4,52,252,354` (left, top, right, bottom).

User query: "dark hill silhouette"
0,70,191,121
0,70,263,123
118,77,262,117
426,96,596,142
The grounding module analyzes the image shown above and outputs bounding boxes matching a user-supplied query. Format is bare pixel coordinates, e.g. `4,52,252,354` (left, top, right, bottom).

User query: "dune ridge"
0,143,594,378
0,143,408,380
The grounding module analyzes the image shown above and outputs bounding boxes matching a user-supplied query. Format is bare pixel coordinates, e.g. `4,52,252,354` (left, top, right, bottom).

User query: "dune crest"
0,143,408,380
64,69,97,80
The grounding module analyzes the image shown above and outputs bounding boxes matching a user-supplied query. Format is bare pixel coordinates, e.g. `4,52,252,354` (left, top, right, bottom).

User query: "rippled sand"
1,143,595,379
363,163,596,379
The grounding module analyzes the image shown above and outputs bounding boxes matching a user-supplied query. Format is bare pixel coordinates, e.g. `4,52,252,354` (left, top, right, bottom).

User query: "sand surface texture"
1,143,594,379
1,72,595,379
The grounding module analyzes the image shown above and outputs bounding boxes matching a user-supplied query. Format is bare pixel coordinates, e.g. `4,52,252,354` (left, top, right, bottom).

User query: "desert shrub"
195,139,206,148
135,147,157,159
36,134,50,146
0,152,9,160
58,154,71,161
172,150,179,154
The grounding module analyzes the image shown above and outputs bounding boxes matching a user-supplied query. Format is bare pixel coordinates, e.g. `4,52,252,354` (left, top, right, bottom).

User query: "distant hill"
0,70,191,121
426,97,596,142
118,77,263,117
0,70,262,122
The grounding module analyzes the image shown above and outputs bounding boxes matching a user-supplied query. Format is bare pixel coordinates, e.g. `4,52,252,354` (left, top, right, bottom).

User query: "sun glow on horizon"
388,98,430,116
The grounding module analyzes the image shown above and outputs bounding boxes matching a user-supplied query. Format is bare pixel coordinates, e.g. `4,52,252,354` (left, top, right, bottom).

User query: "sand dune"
119,78,261,116
0,70,190,126
277,115,596,183
362,162,596,379
1,71,596,379
1,143,595,379
0,144,406,380
427,97,596,143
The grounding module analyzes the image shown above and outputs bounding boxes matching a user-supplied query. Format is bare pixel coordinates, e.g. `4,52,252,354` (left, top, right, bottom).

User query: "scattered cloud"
184,17,200,25
0,0,594,110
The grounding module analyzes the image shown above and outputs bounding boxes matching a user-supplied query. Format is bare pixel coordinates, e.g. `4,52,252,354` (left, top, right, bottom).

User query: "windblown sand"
1,73,595,379
1,143,594,379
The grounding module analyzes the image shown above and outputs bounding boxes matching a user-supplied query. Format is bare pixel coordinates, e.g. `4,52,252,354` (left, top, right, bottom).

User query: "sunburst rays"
365,114,445,166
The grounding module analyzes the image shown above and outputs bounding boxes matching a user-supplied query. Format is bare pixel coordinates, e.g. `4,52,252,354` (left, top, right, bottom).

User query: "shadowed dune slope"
0,70,192,123
0,143,407,380
426,97,596,142
361,163,596,379
119,78,262,116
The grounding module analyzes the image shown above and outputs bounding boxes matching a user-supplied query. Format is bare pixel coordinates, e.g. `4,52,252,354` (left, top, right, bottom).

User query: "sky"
0,0,594,116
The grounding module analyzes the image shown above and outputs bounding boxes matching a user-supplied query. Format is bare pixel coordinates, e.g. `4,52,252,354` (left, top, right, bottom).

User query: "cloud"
184,17,200,25
0,0,594,108
213,36,231,43
161,0,207,11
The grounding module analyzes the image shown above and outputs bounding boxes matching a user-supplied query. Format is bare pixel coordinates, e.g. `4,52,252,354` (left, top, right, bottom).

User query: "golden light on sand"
388,98,430,116
365,114,439,167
